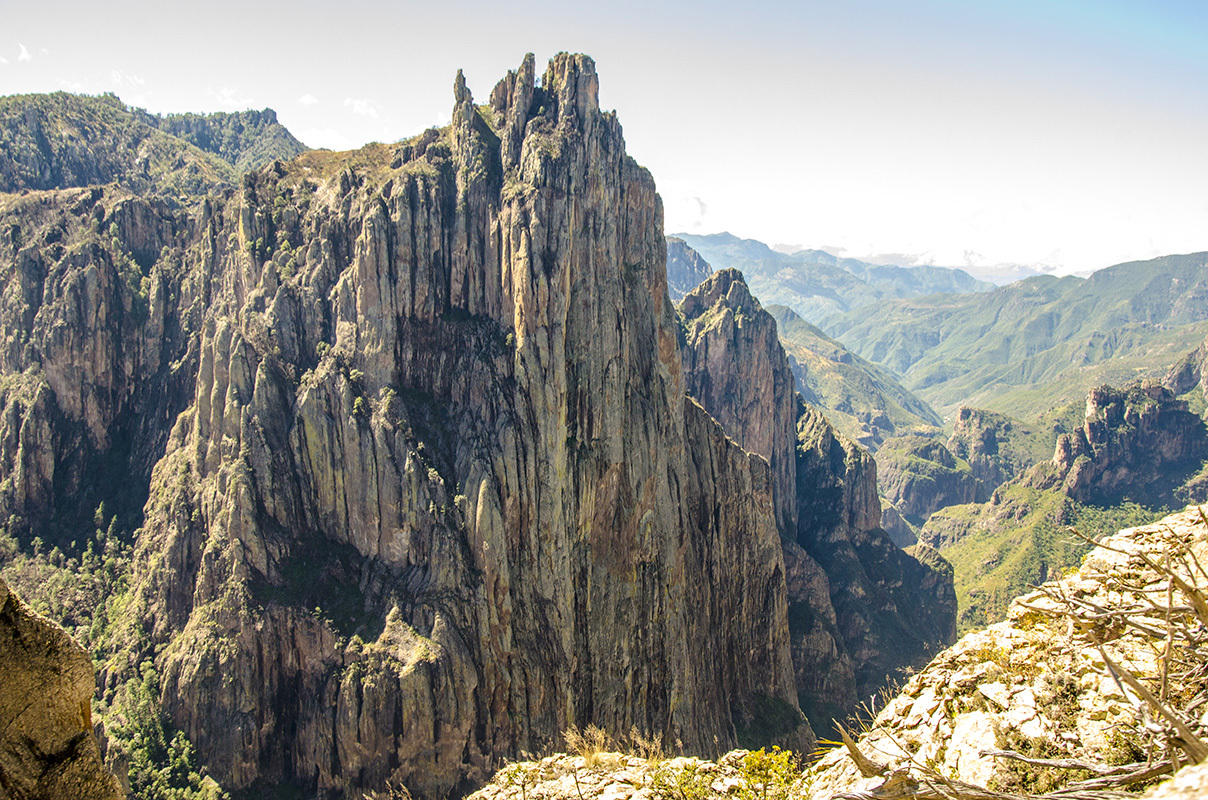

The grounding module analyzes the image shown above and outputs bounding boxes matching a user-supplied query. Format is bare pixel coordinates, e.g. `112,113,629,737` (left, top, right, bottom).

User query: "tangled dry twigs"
828,508,1208,800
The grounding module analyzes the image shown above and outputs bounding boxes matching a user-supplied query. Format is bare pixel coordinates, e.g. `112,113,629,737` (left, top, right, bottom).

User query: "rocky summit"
0,54,956,800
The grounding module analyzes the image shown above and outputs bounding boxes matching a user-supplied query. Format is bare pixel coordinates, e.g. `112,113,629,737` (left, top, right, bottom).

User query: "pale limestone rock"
0,576,123,800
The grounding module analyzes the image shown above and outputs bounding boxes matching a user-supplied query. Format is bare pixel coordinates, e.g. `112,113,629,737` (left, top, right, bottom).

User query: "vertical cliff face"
0,576,123,800
1026,382,1208,505
85,53,806,798
0,187,200,545
677,271,955,732
665,236,712,300
875,435,980,525
680,269,799,536
1164,334,1208,401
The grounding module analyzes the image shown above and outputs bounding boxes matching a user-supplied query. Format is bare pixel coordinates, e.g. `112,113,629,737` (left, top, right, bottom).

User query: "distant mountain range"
825,252,1208,418
670,232,994,325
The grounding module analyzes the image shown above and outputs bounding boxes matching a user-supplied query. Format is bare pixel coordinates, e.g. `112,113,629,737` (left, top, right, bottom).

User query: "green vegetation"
0,92,235,196
769,305,941,449
928,485,1163,633
101,666,230,800
824,254,1208,419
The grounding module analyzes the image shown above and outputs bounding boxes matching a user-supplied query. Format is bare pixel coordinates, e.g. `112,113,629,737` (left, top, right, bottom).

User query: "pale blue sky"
3,0,1206,273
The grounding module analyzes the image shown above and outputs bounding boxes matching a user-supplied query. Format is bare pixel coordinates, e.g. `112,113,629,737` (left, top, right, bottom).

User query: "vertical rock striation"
101,54,805,797
678,271,955,733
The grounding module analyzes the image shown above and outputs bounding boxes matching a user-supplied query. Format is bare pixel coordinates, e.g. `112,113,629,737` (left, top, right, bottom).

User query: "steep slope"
0,93,308,198
0,55,817,799
0,575,123,800
677,270,956,734
945,406,1052,490
466,506,1208,800
664,236,711,300
875,435,979,528
827,254,1208,418
769,305,940,449
143,108,308,172
0,93,237,195
923,381,1208,630
809,505,1208,800
671,231,992,324
1166,332,1208,407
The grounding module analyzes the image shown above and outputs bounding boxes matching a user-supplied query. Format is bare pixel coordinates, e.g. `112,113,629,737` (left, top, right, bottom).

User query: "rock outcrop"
946,406,1046,493
0,575,123,800
1025,381,1208,506
1164,333,1208,401
808,504,1208,799
664,236,712,300
678,271,955,732
72,53,805,798
680,269,799,536
875,434,980,526
465,506,1208,800
0,54,963,799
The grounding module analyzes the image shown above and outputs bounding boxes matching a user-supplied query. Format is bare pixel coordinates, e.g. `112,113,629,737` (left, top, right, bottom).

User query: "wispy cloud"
110,69,146,89
0,57,8,65
18,44,31,62
60,79,85,92
207,86,255,110
344,97,381,119
297,93,319,106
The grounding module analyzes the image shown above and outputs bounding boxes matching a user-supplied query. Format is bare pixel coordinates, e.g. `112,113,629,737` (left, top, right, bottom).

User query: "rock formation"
1165,333,1208,401
678,271,955,732
664,236,712,300
0,54,965,799
875,434,980,526
809,504,1208,799
1024,381,1208,506
72,53,801,798
0,575,123,800
946,406,1045,493
466,505,1208,800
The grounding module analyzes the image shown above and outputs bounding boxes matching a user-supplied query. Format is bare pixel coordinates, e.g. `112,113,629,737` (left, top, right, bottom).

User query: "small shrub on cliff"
652,760,714,800
736,747,799,800
563,724,614,767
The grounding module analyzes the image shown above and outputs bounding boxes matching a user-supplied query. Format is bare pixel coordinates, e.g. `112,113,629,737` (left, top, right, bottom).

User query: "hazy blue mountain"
670,231,994,324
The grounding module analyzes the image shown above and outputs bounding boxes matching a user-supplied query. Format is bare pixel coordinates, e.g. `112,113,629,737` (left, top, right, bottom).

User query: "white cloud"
297,93,319,106
297,127,360,152
110,69,146,89
59,79,85,92
39,48,48,56
0,57,8,65
207,86,255,110
344,97,381,119
18,44,31,62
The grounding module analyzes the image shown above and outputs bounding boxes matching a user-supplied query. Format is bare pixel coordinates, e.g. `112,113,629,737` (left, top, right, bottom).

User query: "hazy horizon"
4,0,1207,276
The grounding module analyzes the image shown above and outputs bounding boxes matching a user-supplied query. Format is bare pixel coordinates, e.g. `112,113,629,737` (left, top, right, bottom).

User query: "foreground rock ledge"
471,505,1208,800
0,576,122,800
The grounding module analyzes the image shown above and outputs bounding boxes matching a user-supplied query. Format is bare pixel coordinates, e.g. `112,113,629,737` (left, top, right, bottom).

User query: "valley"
1,49,1206,800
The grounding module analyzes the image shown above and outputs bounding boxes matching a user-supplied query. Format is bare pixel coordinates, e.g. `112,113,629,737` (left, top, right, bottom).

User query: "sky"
3,0,1207,275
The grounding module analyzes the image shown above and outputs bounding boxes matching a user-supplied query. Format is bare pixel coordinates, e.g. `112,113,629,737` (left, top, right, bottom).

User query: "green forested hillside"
769,305,941,448
0,92,307,197
826,253,1208,418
